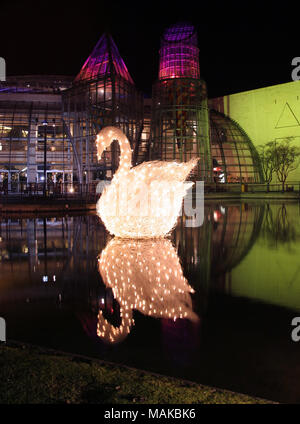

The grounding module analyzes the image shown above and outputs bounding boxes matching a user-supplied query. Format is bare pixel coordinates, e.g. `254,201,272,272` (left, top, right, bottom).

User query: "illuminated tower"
158,22,200,80
150,23,212,181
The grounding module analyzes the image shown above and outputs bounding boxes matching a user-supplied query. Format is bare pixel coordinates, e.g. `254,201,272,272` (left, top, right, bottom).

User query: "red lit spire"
74,33,134,84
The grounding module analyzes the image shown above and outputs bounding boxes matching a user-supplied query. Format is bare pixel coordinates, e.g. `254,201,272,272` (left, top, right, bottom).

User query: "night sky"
0,0,299,98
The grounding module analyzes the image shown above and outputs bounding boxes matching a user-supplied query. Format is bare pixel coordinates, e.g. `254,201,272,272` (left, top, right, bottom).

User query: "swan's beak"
97,147,104,161
184,181,194,193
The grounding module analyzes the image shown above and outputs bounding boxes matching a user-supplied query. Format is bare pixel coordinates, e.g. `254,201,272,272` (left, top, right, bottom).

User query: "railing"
0,181,299,202
205,181,300,194
0,182,101,202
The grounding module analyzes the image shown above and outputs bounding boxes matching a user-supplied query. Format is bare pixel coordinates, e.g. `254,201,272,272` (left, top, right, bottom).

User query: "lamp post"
42,120,48,196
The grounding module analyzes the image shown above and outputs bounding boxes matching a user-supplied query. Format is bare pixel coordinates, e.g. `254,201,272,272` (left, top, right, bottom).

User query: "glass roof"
74,34,134,84
163,22,197,44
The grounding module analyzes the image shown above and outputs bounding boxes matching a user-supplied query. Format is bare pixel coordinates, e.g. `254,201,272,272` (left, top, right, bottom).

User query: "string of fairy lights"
97,238,199,344
95,126,199,344
96,126,198,238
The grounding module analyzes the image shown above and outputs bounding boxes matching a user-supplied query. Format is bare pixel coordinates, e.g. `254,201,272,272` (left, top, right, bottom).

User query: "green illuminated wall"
209,81,300,182
229,202,300,311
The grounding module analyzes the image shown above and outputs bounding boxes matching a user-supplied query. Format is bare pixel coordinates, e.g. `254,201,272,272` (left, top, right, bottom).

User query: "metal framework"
0,99,73,190
158,22,200,80
0,215,108,305
151,78,211,180
150,23,212,181
172,201,265,313
0,26,263,190
150,22,263,184
210,110,264,183
62,33,143,182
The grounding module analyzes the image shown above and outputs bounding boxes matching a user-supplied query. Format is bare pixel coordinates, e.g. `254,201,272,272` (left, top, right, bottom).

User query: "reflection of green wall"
209,81,300,181
229,203,300,311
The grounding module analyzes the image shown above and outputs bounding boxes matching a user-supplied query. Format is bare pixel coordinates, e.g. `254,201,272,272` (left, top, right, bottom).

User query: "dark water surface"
1,200,300,403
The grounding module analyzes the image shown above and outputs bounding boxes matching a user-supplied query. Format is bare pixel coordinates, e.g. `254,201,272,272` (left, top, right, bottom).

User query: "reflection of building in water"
172,201,265,302
0,214,108,305
229,202,300,311
0,203,265,319
0,202,271,348
172,202,300,317
97,237,199,344
209,202,265,286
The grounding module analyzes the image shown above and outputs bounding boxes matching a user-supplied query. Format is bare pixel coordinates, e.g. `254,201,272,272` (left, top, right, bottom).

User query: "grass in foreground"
0,344,273,404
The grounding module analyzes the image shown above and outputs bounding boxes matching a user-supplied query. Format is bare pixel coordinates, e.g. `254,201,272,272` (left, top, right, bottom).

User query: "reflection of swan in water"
97,238,199,344
96,126,198,238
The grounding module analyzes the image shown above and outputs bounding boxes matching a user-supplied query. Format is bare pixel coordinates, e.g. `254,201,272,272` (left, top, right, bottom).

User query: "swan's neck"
113,134,132,180
108,130,132,180
97,127,132,179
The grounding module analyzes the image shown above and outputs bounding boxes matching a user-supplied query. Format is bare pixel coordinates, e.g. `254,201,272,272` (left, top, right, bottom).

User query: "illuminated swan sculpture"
97,238,199,344
96,126,198,238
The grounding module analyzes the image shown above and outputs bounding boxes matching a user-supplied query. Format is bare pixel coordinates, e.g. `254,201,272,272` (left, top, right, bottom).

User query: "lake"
1,200,300,403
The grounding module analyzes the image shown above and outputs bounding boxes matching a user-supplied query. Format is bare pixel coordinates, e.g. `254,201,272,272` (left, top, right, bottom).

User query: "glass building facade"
62,34,143,183
210,110,263,183
158,22,200,80
0,77,74,191
0,24,263,189
151,23,212,181
150,22,262,183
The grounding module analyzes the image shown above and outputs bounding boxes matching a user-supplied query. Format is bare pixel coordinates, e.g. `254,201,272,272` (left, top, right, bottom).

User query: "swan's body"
97,238,199,344
96,126,198,238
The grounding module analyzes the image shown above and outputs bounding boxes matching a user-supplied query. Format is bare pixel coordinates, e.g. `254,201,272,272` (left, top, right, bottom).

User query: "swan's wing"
131,158,198,183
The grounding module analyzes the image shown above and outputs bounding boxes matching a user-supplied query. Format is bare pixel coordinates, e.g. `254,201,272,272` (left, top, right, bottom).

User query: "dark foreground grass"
0,344,273,404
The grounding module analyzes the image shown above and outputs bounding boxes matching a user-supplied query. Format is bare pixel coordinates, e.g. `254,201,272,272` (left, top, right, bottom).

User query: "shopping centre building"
0,22,299,190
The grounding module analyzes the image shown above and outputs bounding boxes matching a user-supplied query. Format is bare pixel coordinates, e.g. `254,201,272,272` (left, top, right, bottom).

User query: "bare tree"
273,138,300,192
257,142,276,192
262,203,296,248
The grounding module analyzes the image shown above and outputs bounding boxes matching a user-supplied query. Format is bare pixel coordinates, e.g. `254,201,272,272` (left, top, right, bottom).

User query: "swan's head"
96,127,114,160
96,126,129,161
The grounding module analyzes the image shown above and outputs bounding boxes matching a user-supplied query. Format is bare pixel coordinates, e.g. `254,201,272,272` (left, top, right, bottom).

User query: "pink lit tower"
151,22,212,181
